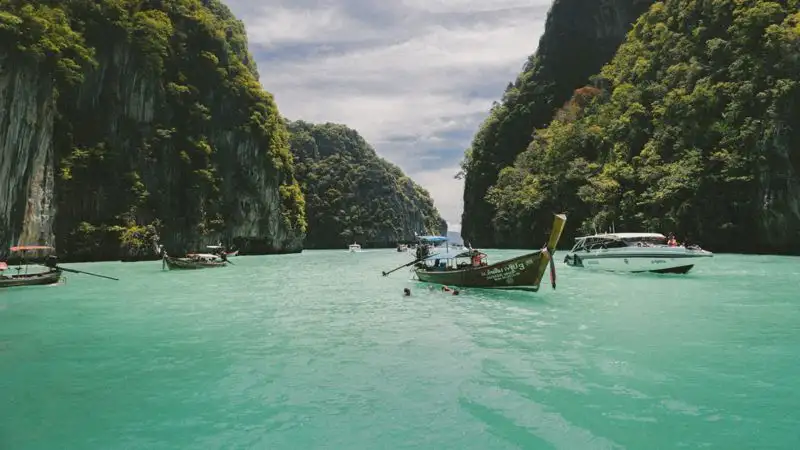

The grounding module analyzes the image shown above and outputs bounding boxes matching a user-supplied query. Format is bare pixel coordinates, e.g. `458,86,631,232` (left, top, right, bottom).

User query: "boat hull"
564,249,712,273
414,251,552,291
0,270,62,288
163,256,227,270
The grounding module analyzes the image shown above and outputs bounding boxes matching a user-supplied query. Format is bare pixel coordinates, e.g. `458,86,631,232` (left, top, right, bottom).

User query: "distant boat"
162,251,228,270
396,244,408,252
207,244,238,257
408,214,567,292
348,243,362,253
0,246,62,288
564,232,713,274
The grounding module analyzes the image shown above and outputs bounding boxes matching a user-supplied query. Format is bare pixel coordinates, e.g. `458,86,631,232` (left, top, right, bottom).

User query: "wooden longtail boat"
411,214,567,291
162,252,228,270
1,245,118,288
0,246,62,288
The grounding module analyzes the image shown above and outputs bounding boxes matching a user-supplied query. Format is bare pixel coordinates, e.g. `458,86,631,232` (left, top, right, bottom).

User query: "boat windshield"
622,236,667,246
572,234,667,251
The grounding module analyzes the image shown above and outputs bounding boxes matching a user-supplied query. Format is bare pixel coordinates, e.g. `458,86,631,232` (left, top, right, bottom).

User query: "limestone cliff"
484,0,800,253
288,121,447,249
0,55,58,256
0,0,306,261
460,0,654,247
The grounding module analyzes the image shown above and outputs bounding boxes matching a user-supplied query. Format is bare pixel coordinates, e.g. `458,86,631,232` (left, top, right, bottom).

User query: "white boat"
564,232,713,274
348,243,361,252
207,244,238,257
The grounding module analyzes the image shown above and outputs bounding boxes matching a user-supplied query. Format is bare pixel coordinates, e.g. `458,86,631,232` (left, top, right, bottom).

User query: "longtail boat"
1,246,62,288
1,245,118,288
408,214,567,292
161,251,228,270
0,247,63,288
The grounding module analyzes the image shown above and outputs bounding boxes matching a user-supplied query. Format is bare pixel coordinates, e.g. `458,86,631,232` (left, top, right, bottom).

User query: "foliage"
486,0,800,253
288,121,446,248
0,1,95,85
460,0,655,246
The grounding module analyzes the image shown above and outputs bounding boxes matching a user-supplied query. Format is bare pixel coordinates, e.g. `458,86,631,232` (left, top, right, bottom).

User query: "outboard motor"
45,255,58,269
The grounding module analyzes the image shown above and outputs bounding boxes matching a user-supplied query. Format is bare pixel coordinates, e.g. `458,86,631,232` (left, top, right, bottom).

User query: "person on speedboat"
667,233,678,246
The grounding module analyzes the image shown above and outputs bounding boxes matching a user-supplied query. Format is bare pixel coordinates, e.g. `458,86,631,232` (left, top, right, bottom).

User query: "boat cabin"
570,233,667,252
414,235,448,259
416,248,487,272
186,253,223,262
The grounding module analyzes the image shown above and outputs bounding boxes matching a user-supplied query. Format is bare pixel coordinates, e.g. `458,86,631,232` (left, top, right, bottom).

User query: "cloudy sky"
224,0,552,231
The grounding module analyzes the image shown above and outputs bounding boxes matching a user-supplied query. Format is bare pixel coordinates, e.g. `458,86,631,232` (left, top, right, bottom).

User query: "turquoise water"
1,250,799,449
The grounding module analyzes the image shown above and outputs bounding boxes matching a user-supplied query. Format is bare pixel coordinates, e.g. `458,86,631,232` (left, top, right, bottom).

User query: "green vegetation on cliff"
0,0,305,260
460,0,654,246
486,0,800,253
288,121,446,248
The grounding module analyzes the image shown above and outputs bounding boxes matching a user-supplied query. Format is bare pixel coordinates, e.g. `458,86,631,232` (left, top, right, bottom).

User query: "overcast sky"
224,0,552,231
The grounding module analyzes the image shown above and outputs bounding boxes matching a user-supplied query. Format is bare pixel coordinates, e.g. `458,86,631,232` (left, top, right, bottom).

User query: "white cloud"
224,0,551,224
411,166,465,228
401,0,546,14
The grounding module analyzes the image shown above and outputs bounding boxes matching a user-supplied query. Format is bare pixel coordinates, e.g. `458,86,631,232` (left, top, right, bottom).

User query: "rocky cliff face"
0,0,306,261
0,56,58,256
288,121,447,248
460,0,654,247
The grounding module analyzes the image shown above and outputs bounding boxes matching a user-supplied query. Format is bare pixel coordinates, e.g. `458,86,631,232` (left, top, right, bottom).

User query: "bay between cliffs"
1,250,798,449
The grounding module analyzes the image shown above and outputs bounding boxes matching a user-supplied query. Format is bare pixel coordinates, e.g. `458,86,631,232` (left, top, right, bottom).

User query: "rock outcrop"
288,121,447,248
0,0,306,261
482,0,800,253
460,0,654,247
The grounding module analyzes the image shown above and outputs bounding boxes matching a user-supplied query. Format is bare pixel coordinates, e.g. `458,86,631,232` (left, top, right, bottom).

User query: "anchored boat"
1,245,118,287
1,246,61,288
161,251,229,270
348,243,362,253
564,232,713,274
404,214,567,292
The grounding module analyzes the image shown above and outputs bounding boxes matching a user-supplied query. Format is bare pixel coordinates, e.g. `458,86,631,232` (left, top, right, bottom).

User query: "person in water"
403,288,411,296
441,286,460,295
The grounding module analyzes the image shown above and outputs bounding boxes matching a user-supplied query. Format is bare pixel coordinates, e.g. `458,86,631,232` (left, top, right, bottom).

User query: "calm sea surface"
1,250,799,449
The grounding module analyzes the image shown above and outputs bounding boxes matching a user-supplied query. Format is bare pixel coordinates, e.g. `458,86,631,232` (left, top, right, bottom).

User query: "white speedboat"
564,233,712,274
348,243,362,252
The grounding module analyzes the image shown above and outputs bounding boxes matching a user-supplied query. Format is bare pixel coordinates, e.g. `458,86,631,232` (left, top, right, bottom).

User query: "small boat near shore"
1,245,118,287
161,251,228,270
389,214,566,292
563,232,713,274
348,243,362,253
1,246,62,288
